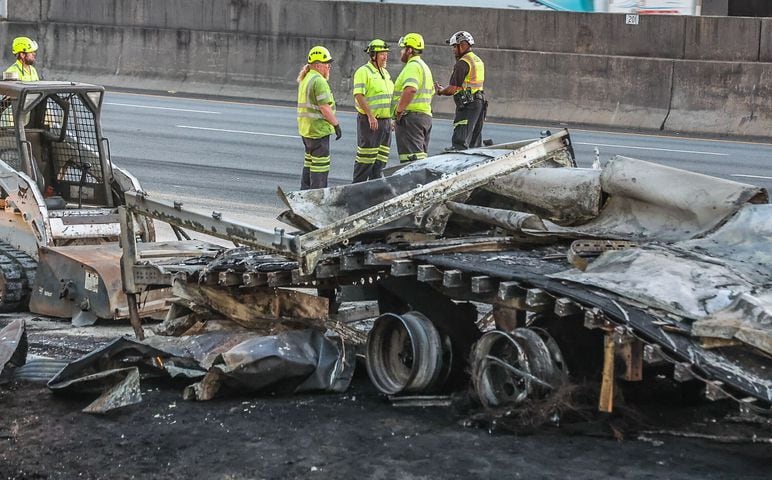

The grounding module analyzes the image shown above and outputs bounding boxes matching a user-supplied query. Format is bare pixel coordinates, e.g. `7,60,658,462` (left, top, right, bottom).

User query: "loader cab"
0,81,113,209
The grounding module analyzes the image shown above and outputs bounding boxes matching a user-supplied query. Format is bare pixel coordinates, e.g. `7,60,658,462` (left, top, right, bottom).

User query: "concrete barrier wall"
684,16,762,61
761,19,772,62
11,0,767,60
665,61,772,138
478,50,673,131
2,0,770,139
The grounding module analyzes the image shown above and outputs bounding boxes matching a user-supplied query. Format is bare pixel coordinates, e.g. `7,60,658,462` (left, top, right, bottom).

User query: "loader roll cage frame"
0,81,115,209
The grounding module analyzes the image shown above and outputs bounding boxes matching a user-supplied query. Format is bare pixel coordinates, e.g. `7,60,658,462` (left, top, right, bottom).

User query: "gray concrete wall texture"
2,0,769,138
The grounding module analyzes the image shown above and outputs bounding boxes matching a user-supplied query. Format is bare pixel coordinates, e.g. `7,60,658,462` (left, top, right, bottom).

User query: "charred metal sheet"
677,204,772,284
552,204,772,321
279,164,443,232
484,167,602,226
12,357,69,383
143,333,257,369
185,329,355,399
50,330,354,403
693,291,772,356
81,368,142,414
555,247,752,319
49,366,144,414
0,319,27,383
49,337,176,393
549,156,768,242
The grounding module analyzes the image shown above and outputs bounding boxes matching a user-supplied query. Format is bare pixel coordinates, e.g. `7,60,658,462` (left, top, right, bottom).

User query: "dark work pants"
353,115,392,183
301,135,331,190
395,112,432,163
451,98,486,150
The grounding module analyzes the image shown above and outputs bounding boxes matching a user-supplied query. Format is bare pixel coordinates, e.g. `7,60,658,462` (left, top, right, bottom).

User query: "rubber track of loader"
0,241,37,312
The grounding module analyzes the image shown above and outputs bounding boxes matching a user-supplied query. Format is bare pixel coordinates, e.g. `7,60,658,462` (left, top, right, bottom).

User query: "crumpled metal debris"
548,156,768,242
184,329,355,400
552,204,772,321
282,153,765,247
0,319,27,383
48,329,355,412
279,143,576,234
693,291,772,356
483,167,602,226
48,336,171,413
12,357,69,383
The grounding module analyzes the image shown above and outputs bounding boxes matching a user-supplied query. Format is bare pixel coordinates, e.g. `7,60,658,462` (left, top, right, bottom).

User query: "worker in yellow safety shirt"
296,46,341,190
435,31,486,151
352,39,394,183
391,33,434,163
6,36,41,81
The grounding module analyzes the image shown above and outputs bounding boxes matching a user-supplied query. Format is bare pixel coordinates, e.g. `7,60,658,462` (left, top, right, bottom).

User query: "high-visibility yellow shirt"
392,56,434,117
352,62,394,119
297,70,336,139
5,60,39,81
460,51,484,93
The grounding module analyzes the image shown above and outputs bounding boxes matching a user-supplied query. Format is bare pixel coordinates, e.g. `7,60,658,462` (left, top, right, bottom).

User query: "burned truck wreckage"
4,130,769,424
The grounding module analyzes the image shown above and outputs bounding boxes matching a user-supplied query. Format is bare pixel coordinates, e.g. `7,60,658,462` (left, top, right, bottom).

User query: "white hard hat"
446,31,474,46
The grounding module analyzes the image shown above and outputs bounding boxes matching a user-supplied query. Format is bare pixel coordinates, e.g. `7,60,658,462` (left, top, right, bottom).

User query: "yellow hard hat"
398,33,424,51
307,46,333,64
365,39,390,54
12,36,38,55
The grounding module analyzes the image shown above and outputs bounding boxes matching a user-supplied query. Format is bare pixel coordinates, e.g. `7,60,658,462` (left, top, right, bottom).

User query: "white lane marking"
177,125,301,139
730,174,772,180
105,102,221,114
575,142,728,156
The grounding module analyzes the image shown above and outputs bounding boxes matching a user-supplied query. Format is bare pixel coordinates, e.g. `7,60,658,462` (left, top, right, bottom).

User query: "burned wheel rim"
366,311,445,395
512,328,562,392
472,330,531,408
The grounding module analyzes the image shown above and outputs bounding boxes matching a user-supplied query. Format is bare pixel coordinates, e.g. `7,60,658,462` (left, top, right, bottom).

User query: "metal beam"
124,191,300,256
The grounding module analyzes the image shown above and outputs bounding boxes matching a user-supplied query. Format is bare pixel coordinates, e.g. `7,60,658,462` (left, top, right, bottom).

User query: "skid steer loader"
0,80,158,325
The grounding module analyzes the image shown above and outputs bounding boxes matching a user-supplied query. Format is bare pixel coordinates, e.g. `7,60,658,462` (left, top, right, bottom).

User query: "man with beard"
391,33,434,164
6,37,41,81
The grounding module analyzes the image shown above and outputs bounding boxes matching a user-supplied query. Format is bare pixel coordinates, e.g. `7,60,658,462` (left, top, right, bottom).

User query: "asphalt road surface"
101,91,772,229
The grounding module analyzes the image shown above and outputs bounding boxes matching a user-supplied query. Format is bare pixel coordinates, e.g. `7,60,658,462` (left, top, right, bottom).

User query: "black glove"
334,124,342,140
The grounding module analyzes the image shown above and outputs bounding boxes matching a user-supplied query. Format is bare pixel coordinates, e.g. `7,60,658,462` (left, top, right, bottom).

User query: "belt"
358,113,391,120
